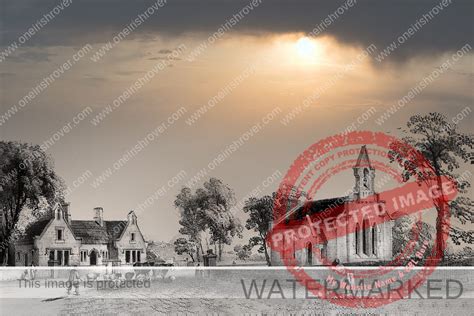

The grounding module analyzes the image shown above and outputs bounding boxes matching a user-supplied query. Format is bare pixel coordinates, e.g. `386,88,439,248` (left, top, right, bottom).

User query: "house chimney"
93,207,104,226
62,202,71,223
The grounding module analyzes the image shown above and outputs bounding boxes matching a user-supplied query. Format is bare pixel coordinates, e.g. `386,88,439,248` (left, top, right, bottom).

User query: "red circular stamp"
267,131,457,308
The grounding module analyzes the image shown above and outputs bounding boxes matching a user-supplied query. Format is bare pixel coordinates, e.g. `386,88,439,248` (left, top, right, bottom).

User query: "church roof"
292,197,348,221
70,220,127,244
274,196,348,227
354,145,372,168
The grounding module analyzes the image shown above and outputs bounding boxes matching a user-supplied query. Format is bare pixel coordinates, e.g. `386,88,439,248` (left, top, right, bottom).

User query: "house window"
16,252,21,261
57,211,61,220
131,233,135,242
56,250,70,266
64,251,69,266
49,250,55,261
125,250,140,263
57,250,63,265
57,229,64,241
80,250,88,262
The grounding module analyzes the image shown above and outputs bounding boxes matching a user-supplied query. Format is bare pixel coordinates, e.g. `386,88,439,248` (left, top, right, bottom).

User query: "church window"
362,218,369,256
363,168,369,189
372,226,377,255
293,240,296,259
355,224,360,255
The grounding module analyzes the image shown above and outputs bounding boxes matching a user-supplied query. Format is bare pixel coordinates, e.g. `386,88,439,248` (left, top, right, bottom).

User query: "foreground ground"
2,296,473,315
1,268,472,315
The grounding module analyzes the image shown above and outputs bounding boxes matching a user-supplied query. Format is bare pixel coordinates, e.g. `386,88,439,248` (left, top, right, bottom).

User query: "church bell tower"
353,145,375,199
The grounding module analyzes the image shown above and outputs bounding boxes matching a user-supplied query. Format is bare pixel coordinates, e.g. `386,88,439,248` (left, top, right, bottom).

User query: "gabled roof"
274,196,348,227
70,220,127,244
295,197,347,220
105,221,128,240
18,219,51,243
354,145,372,168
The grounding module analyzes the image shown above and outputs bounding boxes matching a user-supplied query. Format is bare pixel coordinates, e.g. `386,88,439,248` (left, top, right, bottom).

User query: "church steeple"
354,145,372,168
353,146,375,199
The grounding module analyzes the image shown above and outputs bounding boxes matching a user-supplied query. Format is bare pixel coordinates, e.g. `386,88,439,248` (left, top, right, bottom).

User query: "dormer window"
131,233,135,242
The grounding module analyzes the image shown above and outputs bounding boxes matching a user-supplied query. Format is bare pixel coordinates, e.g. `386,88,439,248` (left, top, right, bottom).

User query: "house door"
90,250,97,265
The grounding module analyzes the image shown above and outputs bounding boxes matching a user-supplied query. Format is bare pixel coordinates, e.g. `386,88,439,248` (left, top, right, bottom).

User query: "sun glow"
294,37,322,64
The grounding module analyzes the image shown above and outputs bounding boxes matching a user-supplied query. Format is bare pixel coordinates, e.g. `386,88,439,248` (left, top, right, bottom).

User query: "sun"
294,37,321,63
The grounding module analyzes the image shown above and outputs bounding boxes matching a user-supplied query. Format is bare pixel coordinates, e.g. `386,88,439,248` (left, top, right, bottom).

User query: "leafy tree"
272,184,308,222
234,244,251,261
392,216,434,259
174,187,207,262
0,141,65,265
459,246,474,257
174,178,242,262
243,195,274,266
389,113,474,260
196,178,243,261
174,237,196,262
242,185,307,267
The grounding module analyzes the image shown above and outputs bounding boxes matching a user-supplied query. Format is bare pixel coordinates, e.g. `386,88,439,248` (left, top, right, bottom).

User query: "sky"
0,0,473,245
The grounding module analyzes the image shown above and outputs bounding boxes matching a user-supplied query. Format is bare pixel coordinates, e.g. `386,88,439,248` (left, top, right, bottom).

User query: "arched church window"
355,224,360,255
363,168,369,189
372,226,377,255
362,218,369,256
307,243,313,265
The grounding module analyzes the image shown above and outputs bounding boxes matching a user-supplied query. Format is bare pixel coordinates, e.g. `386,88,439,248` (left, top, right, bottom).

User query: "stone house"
14,204,147,266
270,146,394,266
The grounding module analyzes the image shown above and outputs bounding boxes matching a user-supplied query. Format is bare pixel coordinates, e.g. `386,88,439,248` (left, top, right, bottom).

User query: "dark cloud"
2,0,473,62
0,72,16,77
7,51,56,63
157,49,173,54
147,57,181,61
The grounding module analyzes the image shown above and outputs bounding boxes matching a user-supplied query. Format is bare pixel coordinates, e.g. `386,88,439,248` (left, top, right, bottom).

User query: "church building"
270,146,394,266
